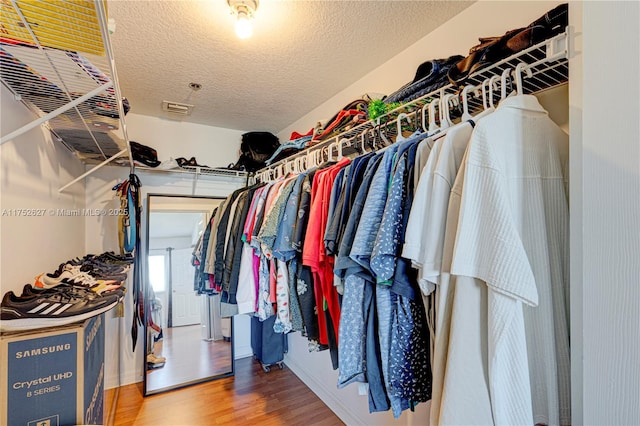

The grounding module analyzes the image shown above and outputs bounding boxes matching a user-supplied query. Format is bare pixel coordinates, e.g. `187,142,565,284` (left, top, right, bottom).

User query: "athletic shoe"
146,353,166,364
94,253,134,266
88,281,125,297
79,263,129,281
34,270,75,289
22,283,125,302
0,290,119,332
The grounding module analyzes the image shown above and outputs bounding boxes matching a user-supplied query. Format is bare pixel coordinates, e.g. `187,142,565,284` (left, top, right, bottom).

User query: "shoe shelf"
256,27,572,179
0,0,132,172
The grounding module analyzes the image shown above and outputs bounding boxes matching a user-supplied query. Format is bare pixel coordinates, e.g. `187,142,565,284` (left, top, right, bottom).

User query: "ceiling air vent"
162,100,194,115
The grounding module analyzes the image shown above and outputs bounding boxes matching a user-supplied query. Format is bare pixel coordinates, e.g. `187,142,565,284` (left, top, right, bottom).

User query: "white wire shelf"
137,165,249,180
257,28,571,177
0,0,130,166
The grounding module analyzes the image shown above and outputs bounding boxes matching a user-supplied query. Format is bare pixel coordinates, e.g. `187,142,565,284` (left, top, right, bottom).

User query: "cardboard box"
0,314,105,426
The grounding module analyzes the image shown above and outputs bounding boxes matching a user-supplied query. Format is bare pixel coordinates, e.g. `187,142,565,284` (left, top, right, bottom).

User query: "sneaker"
147,353,166,364
89,281,125,297
62,272,118,289
34,270,75,289
22,283,125,302
0,290,119,332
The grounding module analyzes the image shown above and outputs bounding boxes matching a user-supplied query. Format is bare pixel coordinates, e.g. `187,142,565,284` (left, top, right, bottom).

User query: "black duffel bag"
230,131,280,172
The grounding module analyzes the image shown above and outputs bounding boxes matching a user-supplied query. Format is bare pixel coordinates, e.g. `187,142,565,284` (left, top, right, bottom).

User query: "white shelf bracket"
192,167,201,195
58,148,128,193
546,27,572,62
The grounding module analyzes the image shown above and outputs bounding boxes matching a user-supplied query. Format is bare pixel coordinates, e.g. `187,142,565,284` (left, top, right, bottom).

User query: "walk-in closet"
1,1,638,425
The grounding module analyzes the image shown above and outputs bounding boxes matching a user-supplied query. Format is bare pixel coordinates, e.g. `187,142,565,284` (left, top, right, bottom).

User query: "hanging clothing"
209,89,569,424
444,94,571,425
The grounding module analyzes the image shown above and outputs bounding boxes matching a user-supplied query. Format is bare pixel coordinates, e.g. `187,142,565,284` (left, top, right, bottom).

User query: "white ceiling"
107,0,473,134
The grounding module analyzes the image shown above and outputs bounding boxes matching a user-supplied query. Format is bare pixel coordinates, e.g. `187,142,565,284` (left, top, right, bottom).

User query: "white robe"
449,94,571,425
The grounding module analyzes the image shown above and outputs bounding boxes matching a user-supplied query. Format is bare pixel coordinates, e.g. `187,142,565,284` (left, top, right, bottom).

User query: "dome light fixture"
228,0,259,39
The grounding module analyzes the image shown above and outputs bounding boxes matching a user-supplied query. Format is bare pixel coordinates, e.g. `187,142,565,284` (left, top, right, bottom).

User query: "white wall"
149,236,192,251
277,0,564,141
84,165,248,388
570,2,640,425
125,113,245,169
0,85,86,295
281,2,565,425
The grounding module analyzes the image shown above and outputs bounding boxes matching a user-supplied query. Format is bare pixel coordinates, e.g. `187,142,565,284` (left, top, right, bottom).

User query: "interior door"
171,247,200,327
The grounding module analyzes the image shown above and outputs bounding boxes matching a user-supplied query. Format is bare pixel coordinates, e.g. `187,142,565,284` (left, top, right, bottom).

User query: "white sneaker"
155,158,179,170
147,353,166,364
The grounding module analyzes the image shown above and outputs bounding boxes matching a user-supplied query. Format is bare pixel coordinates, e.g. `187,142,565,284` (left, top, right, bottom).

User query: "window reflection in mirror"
144,195,233,395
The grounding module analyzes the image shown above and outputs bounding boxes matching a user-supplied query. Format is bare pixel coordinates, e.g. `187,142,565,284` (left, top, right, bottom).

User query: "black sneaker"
21,283,125,302
0,290,119,332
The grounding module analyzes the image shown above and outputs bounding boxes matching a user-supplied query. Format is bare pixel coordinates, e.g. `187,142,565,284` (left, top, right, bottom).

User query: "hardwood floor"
146,325,232,393
112,356,344,425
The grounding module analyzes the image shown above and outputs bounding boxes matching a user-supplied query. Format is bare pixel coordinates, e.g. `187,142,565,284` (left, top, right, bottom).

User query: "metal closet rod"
255,114,405,182
256,64,563,183
255,27,571,183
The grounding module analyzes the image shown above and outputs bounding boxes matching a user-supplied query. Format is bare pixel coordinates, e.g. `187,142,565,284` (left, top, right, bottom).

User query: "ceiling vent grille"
162,100,194,115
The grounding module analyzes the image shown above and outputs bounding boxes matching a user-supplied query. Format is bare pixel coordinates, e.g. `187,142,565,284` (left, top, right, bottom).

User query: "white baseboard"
104,371,141,390
284,354,365,426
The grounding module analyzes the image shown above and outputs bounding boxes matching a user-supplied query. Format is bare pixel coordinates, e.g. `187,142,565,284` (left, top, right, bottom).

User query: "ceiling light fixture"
228,0,258,39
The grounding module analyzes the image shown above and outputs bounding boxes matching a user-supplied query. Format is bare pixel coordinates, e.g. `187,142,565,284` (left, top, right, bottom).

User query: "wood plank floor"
146,325,232,393
111,357,344,425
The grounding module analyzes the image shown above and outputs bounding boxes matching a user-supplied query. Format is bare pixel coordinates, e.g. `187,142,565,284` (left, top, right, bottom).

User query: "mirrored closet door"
144,194,233,395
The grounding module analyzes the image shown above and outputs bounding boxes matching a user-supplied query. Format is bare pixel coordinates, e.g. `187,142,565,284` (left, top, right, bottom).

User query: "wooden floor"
146,325,232,393
111,356,344,425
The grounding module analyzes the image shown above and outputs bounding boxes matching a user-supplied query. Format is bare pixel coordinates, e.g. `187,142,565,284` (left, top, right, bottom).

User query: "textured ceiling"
107,1,473,133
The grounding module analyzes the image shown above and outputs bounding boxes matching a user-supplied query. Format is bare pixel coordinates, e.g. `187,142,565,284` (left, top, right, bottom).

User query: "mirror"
144,194,233,395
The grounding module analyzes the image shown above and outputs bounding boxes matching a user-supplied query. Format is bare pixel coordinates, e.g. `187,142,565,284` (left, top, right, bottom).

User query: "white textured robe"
449,94,570,425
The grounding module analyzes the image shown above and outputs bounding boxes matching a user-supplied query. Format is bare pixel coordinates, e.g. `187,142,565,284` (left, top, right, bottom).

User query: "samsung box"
0,314,105,426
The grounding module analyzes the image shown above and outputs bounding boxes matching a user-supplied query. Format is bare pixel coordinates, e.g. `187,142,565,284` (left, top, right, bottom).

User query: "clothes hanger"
360,129,370,154
439,96,447,130
500,68,512,101
488,75,500,109
440,93,456,130
514,62,533,95
481,79,490,110
428,98,440,134
396,112,412,138
337,137,350,159
378,124,392,147
371,126,382,149
371,124,381,149
322,145,330,163
298,156,306,173
421,103,430,133
461,85,477,121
